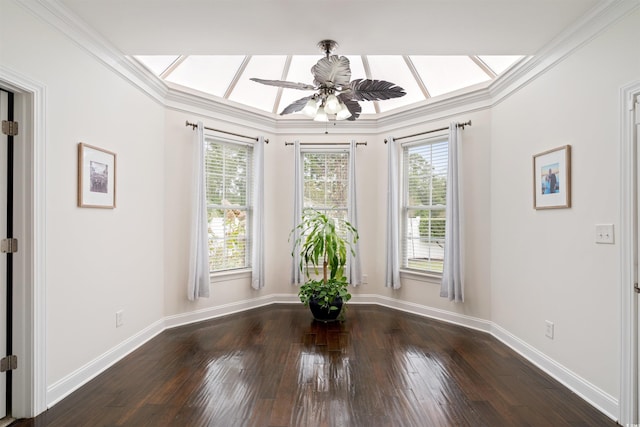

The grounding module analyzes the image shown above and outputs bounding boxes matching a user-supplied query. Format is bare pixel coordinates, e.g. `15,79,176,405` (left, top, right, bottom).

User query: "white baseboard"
46,294,618,422
491,323,618,421
163,294,288,329
46,318,165,407
350,294,493,333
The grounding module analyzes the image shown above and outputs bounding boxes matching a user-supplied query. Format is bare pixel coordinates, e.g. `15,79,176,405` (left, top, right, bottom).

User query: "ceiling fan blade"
337,94,361,121
250,78,316,91
280,95,314,115
348,79,406,101
312,55,351,88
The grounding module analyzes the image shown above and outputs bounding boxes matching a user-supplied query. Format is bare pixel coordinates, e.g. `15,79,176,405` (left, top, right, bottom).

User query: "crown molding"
163,83,277,134
489,0,640,105
16,0,168,104
18,0,640,135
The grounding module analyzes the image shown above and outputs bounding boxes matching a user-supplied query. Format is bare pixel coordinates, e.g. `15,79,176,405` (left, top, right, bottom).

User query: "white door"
0,89,9,419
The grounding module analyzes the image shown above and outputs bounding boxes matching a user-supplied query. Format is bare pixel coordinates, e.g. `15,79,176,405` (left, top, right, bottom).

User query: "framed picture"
78,143,116,208
533,145,571,210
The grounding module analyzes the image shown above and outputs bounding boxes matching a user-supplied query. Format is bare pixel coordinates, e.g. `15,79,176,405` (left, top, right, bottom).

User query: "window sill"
400,268,442,284
210,268,252,283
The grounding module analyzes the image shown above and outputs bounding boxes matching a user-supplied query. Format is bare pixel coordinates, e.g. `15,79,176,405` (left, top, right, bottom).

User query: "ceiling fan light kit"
251,40,406,121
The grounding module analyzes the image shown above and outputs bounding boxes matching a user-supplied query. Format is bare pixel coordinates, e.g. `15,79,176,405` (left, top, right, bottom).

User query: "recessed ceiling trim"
223,55,251,99
403,56,431,99
160,55,188,79
360,55,380,114
469,56,497,79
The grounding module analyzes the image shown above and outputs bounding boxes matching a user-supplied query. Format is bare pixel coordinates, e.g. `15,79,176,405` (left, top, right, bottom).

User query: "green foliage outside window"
205,140,251,272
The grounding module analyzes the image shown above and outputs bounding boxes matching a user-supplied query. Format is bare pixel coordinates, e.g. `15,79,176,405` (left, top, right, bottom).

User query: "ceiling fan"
250,40,406,121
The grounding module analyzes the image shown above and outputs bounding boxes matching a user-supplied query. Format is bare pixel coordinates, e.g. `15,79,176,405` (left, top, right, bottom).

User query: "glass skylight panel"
231,55,288,112
478,55,524,75
410,56,492,98
276,56,319,115
134,55,180,76
347,56,375,115
165,56,246,97
367,56,425,112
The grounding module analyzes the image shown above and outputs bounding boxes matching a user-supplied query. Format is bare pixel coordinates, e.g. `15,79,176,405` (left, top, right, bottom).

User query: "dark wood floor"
13,304,615,427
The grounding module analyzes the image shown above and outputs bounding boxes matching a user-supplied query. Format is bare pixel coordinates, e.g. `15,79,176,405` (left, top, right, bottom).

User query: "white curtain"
440,123,465,302
251,137,265,289
347,140,362,285
385,137,401,289
290,141,303,285
187,122,210,300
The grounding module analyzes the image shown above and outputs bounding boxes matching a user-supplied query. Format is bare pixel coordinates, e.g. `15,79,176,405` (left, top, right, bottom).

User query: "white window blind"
303,150,349,229
205,139,253,272
402,139,448,274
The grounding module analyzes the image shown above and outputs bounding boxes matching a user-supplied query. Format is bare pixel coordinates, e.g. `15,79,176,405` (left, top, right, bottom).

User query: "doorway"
0,70,46,419
0,88,14,424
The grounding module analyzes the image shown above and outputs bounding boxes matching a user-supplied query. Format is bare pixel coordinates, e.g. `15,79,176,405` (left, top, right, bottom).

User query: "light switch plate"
595,224,614,244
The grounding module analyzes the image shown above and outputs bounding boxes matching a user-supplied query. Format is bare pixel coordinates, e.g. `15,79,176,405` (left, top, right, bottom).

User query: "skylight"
135,54,524,117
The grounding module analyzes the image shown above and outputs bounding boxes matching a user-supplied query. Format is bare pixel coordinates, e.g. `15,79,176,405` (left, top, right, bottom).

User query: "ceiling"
57,0,607,117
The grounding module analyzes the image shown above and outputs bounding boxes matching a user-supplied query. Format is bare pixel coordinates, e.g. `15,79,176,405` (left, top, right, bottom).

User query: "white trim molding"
492,323,618,420
0,65,48,418
350,293,492,333
16,0,640,136
163,294,297,330
46,320,165,407
43,294,620,422
619,79,640,426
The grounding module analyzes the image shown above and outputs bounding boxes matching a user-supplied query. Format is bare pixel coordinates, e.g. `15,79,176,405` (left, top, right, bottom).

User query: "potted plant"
291,209,359,321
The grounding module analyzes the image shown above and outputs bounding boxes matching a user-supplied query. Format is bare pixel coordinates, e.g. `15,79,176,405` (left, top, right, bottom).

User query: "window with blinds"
302,150,349,229
205,138,253,272
402,138,448,274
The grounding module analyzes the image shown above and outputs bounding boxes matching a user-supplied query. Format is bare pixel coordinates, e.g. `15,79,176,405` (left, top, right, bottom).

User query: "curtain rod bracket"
384,120,472,144
185,120,268,143
284,141,367,146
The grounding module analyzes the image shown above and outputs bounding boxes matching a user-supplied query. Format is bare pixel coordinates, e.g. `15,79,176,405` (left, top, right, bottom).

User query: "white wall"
3,0,638,419
373,112,493,321
162,111,494,322
163,108,279,317
491,8,640,398
1,1,165,387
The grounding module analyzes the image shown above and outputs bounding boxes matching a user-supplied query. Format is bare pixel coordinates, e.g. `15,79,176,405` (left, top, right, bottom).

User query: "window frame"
399,134,448,281
298,147,351,274
204,135,254,277
300,146,350,218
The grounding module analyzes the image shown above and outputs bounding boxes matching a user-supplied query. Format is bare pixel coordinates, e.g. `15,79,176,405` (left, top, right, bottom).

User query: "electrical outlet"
545,320,554,339
361,274,368,284
116,310,124,328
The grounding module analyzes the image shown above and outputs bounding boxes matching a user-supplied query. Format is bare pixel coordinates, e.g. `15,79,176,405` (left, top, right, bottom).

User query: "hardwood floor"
13,305,615,426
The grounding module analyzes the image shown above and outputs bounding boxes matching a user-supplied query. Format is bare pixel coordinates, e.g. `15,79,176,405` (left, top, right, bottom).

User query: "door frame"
0,66,46,418
620,79,640,425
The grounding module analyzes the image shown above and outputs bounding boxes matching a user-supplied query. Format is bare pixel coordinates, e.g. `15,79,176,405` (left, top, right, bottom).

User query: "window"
402,138,448,274
302,150,349,230
205,138,253,272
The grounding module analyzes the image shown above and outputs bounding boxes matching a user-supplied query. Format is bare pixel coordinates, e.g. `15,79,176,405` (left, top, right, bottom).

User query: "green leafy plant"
291,209,359,313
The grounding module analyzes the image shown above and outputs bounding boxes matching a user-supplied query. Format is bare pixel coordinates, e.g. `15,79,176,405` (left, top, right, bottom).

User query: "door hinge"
1,238,18,254
0,355,17,372
635,282,640,293
1,120,18,137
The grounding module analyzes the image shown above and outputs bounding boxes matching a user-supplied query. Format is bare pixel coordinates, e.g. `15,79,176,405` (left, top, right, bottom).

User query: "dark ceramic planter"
309,296,343,322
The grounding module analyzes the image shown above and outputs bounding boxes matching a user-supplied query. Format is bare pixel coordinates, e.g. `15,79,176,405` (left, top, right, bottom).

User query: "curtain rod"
384,120,472,144
284,141,367,146
185,121,269,144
